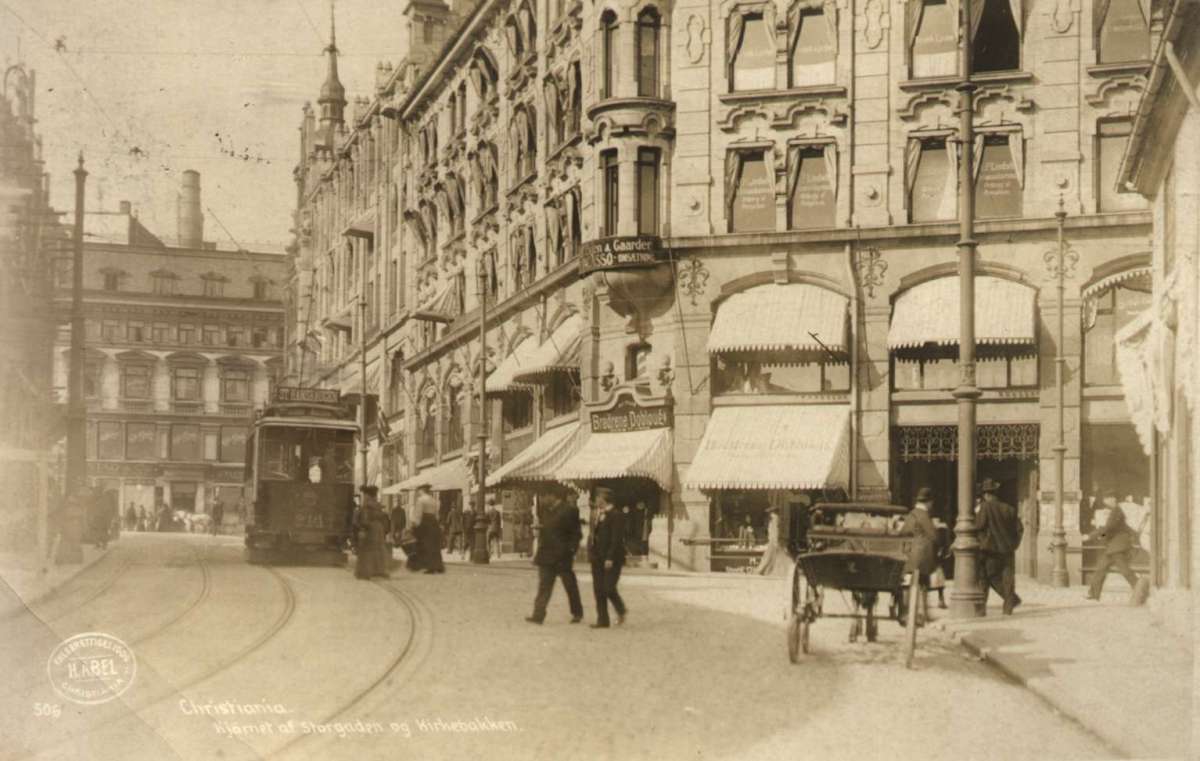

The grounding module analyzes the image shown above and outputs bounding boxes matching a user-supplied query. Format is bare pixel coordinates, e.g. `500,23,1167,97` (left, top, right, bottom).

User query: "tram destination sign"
274,386,341,405
578,235,666,275
590,398,672,433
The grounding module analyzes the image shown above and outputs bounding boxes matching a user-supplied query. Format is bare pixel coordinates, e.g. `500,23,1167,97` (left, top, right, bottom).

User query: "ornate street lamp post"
1045,198,1077,587
471,259,490,564
950,0,985,618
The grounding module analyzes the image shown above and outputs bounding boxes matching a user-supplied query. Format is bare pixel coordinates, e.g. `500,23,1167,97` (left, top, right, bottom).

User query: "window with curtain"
727,150,775,233
601,149,619,236
98,422,124,460
502,392,533,433
788,144,836,229
121,364,152,399
221,368,250,402
172,366,201,400
1096,0,1149,63
729,12,775,90
975,133,1023,218
1096,120,1144,212
971,0,1021,73
909,0,957,78
637,8,661,97
713,353,850,394
1084,282,1152,385
907,136,957,222
789,6,836,87
125,422,156,460
637,147,661,235
601,11,618,99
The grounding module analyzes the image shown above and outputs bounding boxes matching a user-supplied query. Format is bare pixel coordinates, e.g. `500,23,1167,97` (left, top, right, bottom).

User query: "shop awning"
485,421,584,487
557,427,673,490
684,404,849,491
382,457,469,494
888,276,1036,349
707,283,848,354
1115,306,1170,456
511,314,583,383
484,335,539,395
1081,266,1152,301
412,278,460,324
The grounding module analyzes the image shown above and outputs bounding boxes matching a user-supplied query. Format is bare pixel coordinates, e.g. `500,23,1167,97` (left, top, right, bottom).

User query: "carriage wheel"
788,613,805,663
903,573,921,669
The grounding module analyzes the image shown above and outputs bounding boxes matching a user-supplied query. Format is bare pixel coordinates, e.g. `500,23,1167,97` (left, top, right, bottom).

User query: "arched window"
636,8,661,97
600,11,619,99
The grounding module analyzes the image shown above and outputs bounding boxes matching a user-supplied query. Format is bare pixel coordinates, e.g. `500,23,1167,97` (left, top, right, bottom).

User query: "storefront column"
1037,296,1083,584
859,304,892,501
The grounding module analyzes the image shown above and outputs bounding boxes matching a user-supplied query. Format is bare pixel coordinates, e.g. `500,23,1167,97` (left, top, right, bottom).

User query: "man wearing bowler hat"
588,487,627,628
525,484,584,624
975,477,1023,614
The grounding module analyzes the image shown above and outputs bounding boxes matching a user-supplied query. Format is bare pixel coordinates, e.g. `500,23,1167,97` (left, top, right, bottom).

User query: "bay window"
601,149,619,236
637,8,661,97
636,148,661,235
601,11,618,99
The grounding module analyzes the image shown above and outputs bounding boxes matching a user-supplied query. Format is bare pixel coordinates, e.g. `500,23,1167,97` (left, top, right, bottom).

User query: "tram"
243,386,358,564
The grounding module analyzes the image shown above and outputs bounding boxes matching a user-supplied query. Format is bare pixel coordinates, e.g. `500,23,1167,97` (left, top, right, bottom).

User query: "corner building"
293,0,1161,576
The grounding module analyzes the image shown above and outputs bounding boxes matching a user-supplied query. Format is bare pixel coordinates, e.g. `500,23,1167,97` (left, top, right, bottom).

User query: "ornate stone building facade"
292,0,1161,575
52,175,286,526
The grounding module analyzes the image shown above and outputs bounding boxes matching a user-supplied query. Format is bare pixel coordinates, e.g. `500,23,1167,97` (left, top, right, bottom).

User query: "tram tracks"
267,578,432,759
17,563,299,761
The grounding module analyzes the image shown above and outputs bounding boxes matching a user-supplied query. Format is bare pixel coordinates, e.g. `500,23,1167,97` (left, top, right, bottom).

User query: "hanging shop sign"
590,394,672,433
578,236,666,275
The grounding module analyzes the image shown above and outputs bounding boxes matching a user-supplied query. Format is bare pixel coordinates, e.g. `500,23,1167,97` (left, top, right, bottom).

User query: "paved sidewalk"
935,575,1193,760
0,542,111,619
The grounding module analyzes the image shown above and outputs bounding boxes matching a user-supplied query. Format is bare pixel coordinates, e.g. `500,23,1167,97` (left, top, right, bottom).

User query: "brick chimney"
177,170,204,248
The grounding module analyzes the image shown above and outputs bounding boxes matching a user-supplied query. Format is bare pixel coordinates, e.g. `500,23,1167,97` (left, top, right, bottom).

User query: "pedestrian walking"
461,505,476,560
445,504,464,555
755,506,783,575
124,502,138,532
409,486,446,574
588,487,627,628
903,487,939,618
975,478,1024,615
486,494,503,559
390,500,408,550
136,506,148,532
354,486,391,580
211,500,224,536
1085,492,1150,603
526,485,584,624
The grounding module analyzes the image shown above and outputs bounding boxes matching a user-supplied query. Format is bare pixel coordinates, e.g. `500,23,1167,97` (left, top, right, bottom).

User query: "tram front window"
260,427,355,483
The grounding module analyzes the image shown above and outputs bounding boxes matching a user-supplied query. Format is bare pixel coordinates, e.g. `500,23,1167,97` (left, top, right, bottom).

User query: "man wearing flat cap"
975,478,1023,614
526,484,584,624
587,487,627,628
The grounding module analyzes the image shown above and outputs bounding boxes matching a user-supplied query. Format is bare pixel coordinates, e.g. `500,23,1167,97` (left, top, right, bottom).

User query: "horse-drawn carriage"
787,503,925,668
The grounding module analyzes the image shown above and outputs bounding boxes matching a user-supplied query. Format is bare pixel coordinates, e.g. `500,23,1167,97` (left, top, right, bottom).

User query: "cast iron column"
950,4,985,619
471,260,490,564
1046,199,1076,587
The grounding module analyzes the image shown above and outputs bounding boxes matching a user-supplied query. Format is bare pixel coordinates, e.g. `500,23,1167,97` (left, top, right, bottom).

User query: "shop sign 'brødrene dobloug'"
590,392,673,433
577,236,667,275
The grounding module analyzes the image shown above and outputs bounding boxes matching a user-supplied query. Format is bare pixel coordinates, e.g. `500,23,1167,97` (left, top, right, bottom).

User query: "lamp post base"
1050,533,1070,587
470,515,490,564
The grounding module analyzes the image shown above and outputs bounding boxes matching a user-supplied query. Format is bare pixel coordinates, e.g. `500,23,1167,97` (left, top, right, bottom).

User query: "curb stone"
954,630,1134,760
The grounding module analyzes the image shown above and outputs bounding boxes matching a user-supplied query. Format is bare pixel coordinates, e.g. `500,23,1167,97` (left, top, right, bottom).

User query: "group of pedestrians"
350,484,447,580
525,485,627,629
440,499,506,560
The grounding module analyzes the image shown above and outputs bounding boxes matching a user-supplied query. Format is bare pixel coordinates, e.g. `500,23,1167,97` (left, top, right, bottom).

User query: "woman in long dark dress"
354,488,390,579
409,490,445,573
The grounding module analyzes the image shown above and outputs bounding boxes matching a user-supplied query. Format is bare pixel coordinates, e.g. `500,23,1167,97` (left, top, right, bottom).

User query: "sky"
1,0,409,252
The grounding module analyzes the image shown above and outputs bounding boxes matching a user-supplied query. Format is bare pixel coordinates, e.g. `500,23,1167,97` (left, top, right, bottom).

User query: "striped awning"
485,422,584,487
707,283,848,354
684,405,849,491
557,427,673,490
412,278,460,323
1081,267,1152,300
382,457,469,495
511,314,583,383
484,335,539,395
888,276,1036,349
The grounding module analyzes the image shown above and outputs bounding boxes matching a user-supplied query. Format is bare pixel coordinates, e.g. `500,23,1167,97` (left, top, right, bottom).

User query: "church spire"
317,0,346,138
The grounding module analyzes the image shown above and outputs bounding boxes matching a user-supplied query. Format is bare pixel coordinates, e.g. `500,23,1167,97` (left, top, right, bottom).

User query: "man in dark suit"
588,487,627,628
1086,492,1142,601
525,485,584,624
975,478,1024,615
904,487,938,580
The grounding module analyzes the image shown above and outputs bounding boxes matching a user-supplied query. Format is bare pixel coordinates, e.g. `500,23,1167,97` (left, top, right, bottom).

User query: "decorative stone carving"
1050,0,1073,33
855,246,888,299
677,257,710,306
863,0,885,48
686,15,707,64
